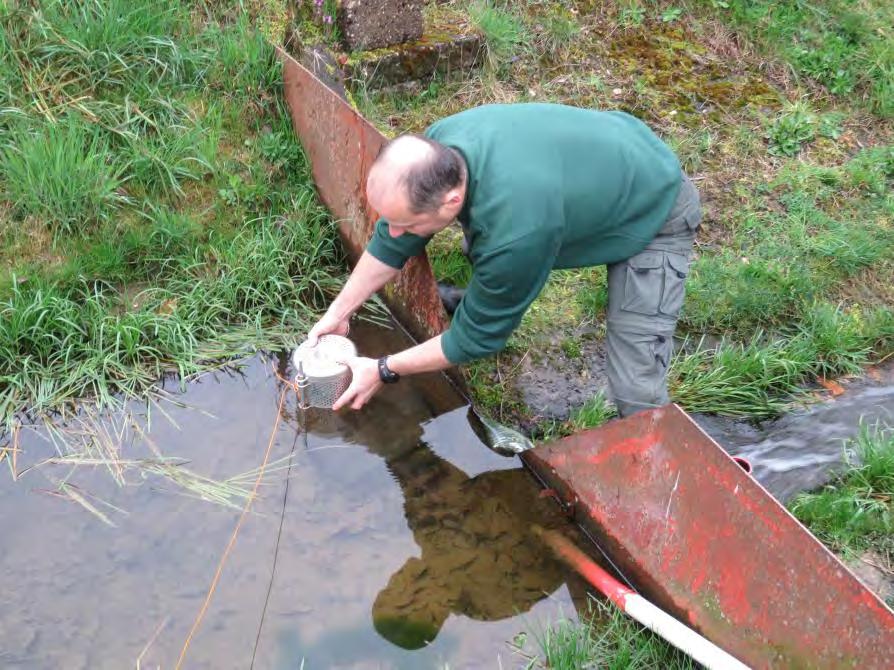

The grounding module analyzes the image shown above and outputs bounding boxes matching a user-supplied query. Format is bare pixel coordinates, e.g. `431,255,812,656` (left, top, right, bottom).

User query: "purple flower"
323,14,332,23
313,0,323,6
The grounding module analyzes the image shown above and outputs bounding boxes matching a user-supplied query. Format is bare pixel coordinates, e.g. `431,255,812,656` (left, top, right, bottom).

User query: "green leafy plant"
766,102,817,156
661,7,684,23
619,1,646,28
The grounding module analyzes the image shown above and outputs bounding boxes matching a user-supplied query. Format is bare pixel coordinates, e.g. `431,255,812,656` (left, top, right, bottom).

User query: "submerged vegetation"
0,1,344,432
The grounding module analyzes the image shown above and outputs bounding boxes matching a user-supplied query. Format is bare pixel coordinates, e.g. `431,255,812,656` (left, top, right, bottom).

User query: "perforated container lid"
291,335,356,379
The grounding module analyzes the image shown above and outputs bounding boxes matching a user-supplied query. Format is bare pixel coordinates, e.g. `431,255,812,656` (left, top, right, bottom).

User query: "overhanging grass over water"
0,1,345,430
790,424,894,563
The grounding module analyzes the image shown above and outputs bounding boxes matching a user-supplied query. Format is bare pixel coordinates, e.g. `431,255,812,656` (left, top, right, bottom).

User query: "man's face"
368,180,457,239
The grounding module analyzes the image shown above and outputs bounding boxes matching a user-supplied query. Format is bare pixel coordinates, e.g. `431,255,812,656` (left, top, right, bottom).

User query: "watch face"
379,357,398,383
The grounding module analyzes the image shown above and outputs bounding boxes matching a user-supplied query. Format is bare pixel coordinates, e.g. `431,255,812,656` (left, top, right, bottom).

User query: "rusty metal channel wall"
278,48,450,348
526,404,894,669
278,49,894,669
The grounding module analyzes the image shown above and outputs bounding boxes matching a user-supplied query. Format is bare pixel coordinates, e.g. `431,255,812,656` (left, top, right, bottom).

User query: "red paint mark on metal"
276,47,452,357
585,434,654,466
525,404,894,669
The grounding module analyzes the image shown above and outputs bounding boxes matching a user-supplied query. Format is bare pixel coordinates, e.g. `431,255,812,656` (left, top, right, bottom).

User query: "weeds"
765,101,817,157
708,0,894,117
789,423,894,559
470,1,529,70
0,1,345,430
0,117,128,236
570,391,616,429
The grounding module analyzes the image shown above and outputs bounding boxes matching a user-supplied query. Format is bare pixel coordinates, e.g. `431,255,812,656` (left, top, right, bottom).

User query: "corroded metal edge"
277,48,455,373
526,404,894,670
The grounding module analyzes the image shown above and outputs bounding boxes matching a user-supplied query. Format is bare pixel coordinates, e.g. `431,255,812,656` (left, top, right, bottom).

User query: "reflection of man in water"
368,432,583,649
289,334,587,651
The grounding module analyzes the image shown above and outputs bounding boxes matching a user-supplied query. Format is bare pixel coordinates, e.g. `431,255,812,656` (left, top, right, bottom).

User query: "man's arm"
307,250,400,345
332,335,450,411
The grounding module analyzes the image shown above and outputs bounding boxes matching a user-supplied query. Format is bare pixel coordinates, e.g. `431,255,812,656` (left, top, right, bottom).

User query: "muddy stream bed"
2,319,893,668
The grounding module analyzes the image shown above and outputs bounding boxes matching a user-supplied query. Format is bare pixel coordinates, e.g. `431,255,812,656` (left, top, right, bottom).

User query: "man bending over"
307,102,701,417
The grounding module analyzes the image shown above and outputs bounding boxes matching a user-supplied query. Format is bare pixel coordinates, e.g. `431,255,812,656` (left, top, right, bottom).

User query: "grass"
702,0,894,117
0,117,128,237
520,598,694,669
789,423,894,561
0,1,345,433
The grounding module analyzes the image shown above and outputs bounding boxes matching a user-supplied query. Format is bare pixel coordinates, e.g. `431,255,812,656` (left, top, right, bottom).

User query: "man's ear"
443,187,463,208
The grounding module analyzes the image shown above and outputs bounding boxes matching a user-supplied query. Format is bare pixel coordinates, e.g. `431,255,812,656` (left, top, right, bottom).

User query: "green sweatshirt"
366,103,682,365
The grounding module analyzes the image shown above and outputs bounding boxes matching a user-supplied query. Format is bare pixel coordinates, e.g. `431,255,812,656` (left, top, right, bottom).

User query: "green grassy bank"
0,1,344,432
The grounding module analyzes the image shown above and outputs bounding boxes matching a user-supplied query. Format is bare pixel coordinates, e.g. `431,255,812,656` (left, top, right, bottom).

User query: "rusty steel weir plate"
277,47,450,351
526,404,894,669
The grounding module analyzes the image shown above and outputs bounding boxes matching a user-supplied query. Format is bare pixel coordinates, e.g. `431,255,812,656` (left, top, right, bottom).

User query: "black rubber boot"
437,282,466,315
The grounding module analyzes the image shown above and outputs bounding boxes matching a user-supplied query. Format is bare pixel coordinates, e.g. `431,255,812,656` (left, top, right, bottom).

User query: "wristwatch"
377,356,400,384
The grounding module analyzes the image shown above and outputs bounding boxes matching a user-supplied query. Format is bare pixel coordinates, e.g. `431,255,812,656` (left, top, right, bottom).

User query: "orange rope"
175,376,289,669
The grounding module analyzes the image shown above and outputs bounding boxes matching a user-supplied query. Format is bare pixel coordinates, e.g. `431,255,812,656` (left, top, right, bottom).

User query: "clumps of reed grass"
0,117,128,236
0,211,343,432
670,302,893,418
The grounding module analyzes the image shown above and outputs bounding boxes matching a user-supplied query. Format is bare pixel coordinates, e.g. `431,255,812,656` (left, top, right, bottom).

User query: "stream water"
0,321,589,670
694,364,894,503
2,318,893,669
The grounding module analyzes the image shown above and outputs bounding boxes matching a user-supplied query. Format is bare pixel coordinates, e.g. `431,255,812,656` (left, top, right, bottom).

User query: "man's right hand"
307,310,351,347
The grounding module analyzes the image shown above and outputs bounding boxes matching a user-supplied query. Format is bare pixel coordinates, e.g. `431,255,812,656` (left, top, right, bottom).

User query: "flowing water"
0,321,590,670
694,364,894,503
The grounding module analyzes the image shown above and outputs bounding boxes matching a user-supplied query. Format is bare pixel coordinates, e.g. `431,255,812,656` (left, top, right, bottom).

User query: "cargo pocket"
659,253,689,317
621,251,664,315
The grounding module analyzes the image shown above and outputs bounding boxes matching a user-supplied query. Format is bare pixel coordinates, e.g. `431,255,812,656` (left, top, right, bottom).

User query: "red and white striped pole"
534,526,751,670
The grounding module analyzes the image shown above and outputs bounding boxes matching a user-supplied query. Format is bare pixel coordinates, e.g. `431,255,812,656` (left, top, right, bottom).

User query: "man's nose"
388,224,404,238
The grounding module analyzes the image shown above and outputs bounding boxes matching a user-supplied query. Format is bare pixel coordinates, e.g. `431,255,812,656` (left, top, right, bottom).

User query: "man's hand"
332,356,383,411
307,310,350,347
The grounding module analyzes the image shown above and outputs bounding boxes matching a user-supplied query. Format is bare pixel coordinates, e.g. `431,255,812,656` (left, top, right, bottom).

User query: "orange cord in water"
175,369,293,669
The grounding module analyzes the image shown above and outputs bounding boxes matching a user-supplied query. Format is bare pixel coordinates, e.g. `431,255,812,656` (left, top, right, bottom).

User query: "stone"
346,31,484,90
340,0,424,51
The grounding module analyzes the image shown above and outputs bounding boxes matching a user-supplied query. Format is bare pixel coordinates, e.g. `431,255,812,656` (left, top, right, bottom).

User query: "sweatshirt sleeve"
365,218,432,269
441,230,560,364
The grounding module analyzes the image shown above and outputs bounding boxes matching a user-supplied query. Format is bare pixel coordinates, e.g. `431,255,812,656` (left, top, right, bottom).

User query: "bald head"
369,134,466,215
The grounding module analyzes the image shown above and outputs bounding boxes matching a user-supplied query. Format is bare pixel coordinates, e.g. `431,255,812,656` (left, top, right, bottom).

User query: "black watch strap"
377,356,400,384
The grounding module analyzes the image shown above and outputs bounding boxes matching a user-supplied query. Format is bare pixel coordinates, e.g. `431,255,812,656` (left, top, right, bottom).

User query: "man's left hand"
332,356,384,411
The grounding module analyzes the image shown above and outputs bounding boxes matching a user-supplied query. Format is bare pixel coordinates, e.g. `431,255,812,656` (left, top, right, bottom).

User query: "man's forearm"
328,250,401,319
387,335,452,376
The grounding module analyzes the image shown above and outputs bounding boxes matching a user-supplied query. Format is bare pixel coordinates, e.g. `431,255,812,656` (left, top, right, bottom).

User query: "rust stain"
818,377,846,396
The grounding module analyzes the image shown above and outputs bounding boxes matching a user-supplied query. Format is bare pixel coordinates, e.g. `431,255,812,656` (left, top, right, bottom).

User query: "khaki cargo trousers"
605,174,701,417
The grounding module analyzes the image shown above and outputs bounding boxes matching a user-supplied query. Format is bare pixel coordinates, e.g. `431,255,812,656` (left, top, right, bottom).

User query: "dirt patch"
847,552,894,605
511,336,609,423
